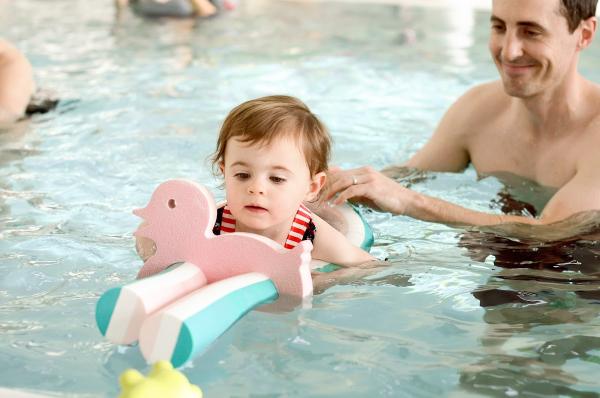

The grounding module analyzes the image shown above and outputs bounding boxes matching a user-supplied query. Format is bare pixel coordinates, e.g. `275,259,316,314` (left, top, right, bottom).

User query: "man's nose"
502,31,524,61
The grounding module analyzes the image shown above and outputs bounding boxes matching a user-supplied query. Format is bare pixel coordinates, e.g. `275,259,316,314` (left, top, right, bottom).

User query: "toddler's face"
222,136,323,236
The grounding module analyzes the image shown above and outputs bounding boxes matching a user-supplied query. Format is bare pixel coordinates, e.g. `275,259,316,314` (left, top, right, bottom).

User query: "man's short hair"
560,0,598,32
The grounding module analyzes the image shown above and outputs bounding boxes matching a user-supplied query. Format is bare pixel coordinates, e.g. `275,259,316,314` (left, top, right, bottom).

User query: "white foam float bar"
96,262,207,344
139,272,278,367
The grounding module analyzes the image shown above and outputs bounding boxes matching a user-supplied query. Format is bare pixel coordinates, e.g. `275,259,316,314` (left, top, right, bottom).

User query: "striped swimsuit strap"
218,204,313,249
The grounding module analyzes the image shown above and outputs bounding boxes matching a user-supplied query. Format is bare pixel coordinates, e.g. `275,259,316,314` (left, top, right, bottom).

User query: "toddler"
210,95,374,266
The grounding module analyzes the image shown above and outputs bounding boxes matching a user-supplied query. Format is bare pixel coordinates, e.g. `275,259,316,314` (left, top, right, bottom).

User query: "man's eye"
270,176,286,184
234,173,250,180
491,24,505,33
525,30,541,37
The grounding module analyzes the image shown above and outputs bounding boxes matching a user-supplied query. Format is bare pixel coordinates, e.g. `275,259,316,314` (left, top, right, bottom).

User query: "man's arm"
372,145,600,226
537,150,600,224
329,172,597,231
403,85,480,172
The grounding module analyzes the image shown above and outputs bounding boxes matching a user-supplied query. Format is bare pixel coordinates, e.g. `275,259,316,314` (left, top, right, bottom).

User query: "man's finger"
333,185,363,205
325,171,354,200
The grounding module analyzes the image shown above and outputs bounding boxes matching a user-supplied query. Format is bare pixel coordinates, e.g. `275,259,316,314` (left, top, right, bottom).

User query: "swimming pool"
2,0,600,396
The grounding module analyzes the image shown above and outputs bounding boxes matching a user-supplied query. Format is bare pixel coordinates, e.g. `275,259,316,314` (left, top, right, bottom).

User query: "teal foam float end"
96,287,121,336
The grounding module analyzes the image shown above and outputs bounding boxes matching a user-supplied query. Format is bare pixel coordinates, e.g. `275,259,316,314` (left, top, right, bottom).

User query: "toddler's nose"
247,183,264,195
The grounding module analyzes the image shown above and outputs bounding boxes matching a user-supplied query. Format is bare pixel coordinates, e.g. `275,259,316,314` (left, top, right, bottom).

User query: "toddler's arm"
310,213,375,266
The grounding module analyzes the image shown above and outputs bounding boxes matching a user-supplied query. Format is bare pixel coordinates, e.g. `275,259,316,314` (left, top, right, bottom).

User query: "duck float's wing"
194,234,313,299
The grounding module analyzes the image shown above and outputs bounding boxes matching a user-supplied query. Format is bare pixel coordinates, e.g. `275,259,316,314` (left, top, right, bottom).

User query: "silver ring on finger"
352,175,358,185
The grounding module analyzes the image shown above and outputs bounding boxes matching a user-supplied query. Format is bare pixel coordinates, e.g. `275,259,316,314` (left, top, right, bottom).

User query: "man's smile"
499,59,538,77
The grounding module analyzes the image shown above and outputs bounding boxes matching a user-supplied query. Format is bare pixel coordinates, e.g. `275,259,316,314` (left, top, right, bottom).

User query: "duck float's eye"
168,199,176,209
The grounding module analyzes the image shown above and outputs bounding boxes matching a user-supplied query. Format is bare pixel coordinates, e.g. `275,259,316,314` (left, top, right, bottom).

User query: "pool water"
2,1,600,396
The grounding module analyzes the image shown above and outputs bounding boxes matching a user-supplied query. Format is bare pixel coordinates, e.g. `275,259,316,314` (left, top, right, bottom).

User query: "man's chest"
467,127,579,189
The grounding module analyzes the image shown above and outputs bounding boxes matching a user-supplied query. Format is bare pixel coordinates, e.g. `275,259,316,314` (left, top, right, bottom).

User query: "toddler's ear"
219,162,225,174
306,171,327,202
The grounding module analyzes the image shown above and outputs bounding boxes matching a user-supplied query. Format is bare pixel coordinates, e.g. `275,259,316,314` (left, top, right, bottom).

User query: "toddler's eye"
270,176,286,184
234,172,250,180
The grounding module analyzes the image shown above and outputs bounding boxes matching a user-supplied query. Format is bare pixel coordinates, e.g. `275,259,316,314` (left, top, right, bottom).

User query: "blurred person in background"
0,38,35,126
116,0,236,18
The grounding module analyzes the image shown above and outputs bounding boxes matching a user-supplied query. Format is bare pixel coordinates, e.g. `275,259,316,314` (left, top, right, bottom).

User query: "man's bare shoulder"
587,80,600,111
575,81,600,174
582,90,600,147
443,80,509,136
456,80,508,111
581,79,600,132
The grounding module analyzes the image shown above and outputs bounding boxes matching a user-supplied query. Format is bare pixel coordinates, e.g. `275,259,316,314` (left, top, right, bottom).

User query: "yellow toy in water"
118,360,202,398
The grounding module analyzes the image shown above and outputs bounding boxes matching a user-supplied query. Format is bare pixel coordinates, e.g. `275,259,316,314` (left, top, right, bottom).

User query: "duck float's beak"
133,207,148,219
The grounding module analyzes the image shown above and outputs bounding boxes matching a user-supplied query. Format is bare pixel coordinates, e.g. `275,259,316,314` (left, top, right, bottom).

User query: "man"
328,0,599,228
0,39,35,125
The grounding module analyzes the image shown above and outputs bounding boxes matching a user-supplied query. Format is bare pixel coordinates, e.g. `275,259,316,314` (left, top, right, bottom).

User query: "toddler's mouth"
245,205,268,212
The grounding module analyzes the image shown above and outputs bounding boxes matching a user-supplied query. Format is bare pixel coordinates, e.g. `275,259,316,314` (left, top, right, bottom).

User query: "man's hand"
326,166,417,215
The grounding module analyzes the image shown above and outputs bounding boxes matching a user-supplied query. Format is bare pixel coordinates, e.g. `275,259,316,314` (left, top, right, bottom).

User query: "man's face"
489,0,581,98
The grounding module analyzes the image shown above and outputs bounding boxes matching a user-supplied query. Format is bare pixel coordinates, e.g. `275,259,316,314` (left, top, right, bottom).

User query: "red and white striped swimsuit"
212,203,316,249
